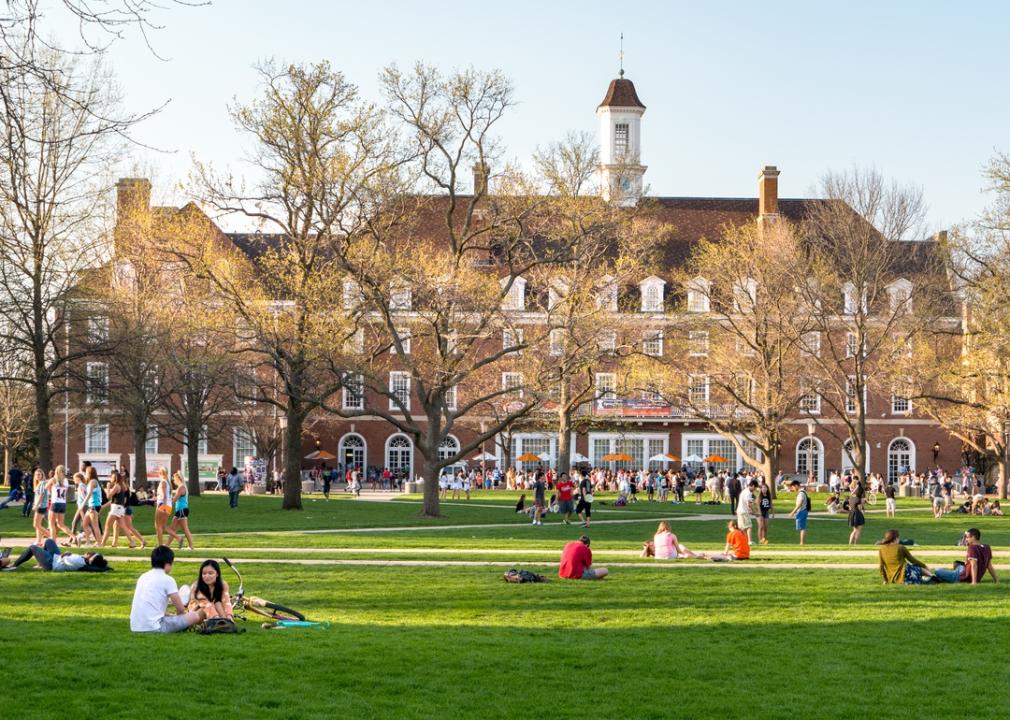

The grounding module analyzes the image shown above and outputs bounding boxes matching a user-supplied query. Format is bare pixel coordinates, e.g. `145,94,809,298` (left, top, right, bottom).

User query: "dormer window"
390,281,411,310
639,276,666,312
501,276,526,311
686,276,710,313
596,276,618,312
614,123,629,156
887,278,913,314
842,282,866,315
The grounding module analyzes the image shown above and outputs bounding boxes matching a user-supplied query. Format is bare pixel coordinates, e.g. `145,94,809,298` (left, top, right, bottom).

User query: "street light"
932,442,940,465
806,421,816,484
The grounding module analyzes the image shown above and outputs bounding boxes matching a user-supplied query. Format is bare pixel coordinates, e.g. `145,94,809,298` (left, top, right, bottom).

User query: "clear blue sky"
53,0,1009,231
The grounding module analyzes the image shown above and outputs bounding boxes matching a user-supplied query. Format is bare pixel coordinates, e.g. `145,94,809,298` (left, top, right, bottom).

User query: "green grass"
4,491,1010,718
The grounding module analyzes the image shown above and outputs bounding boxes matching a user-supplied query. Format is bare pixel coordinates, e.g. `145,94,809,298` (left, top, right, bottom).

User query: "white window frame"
502,372,524,398
845,375,867,414
686,277,711,313
87,316,109,344
639,277,665,313
144,425,159,454
846,332,859,359
549,328,564,356
86,362,108,405
799,383,821,414
85,423,109,454
643,329,664,357
597,277,618,312
343,373,365,410
390,327,411,355
185,426,209,455
390,281,412,310
614,122,629,156
891,393,911,415
688,374,710,405
445,385,457,411
235,366,257,405
887,279,913,314
342,279,362,310
599,329,617,353
389,371,411,411
232,427,256,469
503,327,524,355
596,372,616,402
733,278,757,314
500,276,526,311
346,328,364,354
801,331,821,358
688,330,709,357
843,282,867,315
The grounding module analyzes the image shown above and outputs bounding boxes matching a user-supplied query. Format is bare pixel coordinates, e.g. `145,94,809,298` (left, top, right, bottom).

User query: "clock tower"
596,70,646,207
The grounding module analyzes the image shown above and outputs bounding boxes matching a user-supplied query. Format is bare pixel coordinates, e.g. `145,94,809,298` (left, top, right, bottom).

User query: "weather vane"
619,32,625,77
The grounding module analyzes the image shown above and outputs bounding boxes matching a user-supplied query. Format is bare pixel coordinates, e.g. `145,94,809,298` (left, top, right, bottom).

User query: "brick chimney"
472,162,489,196
117,177,151,218
758,165,780,219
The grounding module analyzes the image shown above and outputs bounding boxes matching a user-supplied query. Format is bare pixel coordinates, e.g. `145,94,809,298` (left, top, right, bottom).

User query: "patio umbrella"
571,452,589,463
683,454,704,463
516,452,542,462
471,451,498,461
704,454,729,463
601,452,634,462
647,453,672,463
665,453,681,461
304,450,337,461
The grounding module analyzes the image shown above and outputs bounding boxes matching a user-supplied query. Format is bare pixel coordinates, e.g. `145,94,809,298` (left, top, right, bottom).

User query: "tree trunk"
556,399,572,474
185,419,202,495
133,422,147,493
282,409,304,510
997,455,1007,500
35,383,53,472
421,454,440,517
3,445,8,488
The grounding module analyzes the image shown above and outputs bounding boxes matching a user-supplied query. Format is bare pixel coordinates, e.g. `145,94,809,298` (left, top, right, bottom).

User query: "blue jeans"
229,490,239,508
14,538,60,569
933,567,963,583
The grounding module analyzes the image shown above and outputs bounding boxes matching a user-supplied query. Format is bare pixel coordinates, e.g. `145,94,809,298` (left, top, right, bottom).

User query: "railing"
590,398,753,420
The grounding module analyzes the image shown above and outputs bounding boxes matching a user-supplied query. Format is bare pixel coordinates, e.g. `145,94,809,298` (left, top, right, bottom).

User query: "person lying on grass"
877,529,931,584
933,528,999,585
640,521,707,559
0,538,108,572
130,545,207,633
710,520,750,562
559,535,608,580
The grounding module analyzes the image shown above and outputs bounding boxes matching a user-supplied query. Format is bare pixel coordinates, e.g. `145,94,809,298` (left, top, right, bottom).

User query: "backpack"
801,490,812,512
197,618,244,634
503,569,547,584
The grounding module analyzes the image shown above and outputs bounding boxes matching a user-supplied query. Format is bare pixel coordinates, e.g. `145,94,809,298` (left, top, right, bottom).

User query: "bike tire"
264,601,305,622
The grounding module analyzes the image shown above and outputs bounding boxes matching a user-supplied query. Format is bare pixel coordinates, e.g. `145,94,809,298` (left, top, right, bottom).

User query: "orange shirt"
726,529,750,559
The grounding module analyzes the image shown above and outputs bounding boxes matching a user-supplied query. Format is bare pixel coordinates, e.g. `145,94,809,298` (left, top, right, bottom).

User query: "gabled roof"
597,77,646,110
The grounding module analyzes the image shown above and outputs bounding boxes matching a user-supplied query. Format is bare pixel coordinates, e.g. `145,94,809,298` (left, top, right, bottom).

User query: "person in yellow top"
877,529,931,584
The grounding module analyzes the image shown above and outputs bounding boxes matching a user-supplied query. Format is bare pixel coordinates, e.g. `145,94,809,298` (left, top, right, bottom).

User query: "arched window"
338,433,367,472
438,435,460,462
385,434,414,479
887,438,915,483
842,440,870,475
796,437,823,483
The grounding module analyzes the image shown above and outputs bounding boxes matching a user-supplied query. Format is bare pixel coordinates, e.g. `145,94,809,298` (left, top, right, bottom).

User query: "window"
438,436,460,462
614,123,629,155
343,373,364,410
686,277,710,313
799,382,821,414
389,371,411,411
233,428,256,469
235,367,257,404
87,316,108,345
390,281,412,310
145,425,158,454
887,438,914,482
501,277,526,311
142,364,160,397
503,327,524,354
548,281,568,311
733,278,757,313
502,372,524,398
599,329,617,353
891,394,911,414
688,375,709,405
185,426,209,455
736,336,756,357
391,328,411,354
342,279,362,310
796,437,822,482
846,333,859,359
845,375,866,414
85,424,109,453
86,362,108,404
733,374,754,405
843,282,867,315
643,330,663,357
444,385,457,411
345,328,364,354
597,278,618,312
596,373,616,401
640,278,665,312
549,329,564,356
688,330,709,357
801,331,821,358
887,279,913,314
642,386,662,403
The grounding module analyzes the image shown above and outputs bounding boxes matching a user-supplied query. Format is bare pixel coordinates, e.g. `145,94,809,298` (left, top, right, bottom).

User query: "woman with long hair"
154,467,173,546
31,469,50,544
70,471,90,540
186,559,233,619
166,471,195,551
119,467,146,548
82,468,104,546
643,521,707,559
757,479,773,545
100,470,136,548
46,465,74,543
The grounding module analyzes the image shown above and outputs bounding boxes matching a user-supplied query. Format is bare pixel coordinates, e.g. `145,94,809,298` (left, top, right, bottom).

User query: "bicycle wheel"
262,601,305,622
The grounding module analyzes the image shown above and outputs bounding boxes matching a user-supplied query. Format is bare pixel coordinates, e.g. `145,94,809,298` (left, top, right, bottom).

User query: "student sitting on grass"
558,535,608,580
877,529,931,584
824,493,841,514
130,545,206,633
933,528,999,585
0,538,108,572
710,519,750,562
640,521,707,559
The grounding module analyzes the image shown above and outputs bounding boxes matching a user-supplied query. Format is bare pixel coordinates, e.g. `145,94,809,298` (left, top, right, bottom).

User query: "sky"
47,0,1010,232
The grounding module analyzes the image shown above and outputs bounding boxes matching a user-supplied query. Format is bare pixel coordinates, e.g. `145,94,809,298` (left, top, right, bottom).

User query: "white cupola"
596,70,646,207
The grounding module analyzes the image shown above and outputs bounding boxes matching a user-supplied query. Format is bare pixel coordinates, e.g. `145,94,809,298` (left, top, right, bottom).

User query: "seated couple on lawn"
130,546,233,633
0,538,108,572
878,528,998,585
641,522,707,559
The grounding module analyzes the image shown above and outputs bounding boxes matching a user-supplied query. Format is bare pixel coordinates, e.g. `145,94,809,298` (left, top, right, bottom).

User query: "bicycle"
224,557,327,629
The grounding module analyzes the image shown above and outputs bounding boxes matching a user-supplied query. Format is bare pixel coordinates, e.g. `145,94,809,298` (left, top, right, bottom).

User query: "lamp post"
806,421,816,484
932,442,940,467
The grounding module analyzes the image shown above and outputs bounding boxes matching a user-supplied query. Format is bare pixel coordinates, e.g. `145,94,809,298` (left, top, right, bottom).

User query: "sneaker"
563,519,570,525
531,519,537,525
0,547,10,559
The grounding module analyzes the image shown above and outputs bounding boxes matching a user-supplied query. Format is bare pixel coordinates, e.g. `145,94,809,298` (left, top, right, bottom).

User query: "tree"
181,60,395,510
0,50,133,471
0,368,35,479
794,169,944,481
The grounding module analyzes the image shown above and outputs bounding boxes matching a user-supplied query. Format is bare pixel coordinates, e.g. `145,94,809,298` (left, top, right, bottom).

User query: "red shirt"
557,479,575,502
559,541,593,579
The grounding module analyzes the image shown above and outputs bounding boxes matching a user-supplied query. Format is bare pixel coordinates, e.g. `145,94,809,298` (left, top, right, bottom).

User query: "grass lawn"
3,490,1009,718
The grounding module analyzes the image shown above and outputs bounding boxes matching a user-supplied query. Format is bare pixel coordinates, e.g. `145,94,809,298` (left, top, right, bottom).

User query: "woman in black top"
757,480,773,545
847,478,866,545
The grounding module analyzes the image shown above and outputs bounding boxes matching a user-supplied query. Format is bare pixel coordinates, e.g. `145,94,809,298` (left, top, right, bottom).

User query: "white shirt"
130,568,179,632
52,553,87,571
738,488,754,514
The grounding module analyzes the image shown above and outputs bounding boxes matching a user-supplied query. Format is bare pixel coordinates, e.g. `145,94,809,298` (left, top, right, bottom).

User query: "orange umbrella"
601,452,634,462
516,452,542,462
665,453,681,461
304,450,337,460
704,454,728,463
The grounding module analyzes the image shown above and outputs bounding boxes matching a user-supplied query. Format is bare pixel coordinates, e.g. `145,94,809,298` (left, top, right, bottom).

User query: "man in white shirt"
130,545,206,633
736,480,757,543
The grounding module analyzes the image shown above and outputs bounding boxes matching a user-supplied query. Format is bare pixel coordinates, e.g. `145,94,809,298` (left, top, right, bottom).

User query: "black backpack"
197,618,244,634
503,569,547,584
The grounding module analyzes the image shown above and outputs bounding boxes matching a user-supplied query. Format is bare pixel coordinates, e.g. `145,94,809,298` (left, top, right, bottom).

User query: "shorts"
174,508,190,519
110,504,126,518
51,502,66,514
156,612,198,633
558,500,574,514
125,505,133,516
576,500,592,517
91,504,102,513
760,507,770,519
581,568,602,580
886,498,897,511
933,496,943,507
534,496,546,510
36,507,47,516
736,512,753,530
795,510,808,531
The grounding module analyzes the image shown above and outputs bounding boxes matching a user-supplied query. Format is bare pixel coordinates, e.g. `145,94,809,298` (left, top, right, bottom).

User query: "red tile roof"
597,77,646,110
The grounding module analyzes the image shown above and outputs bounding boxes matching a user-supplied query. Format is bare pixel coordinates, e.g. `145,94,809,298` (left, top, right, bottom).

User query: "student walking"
757,479,773,545
166,471,195,551
30,469,50,543
46,465,74,543
787,479,810,545
226,467,242,508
